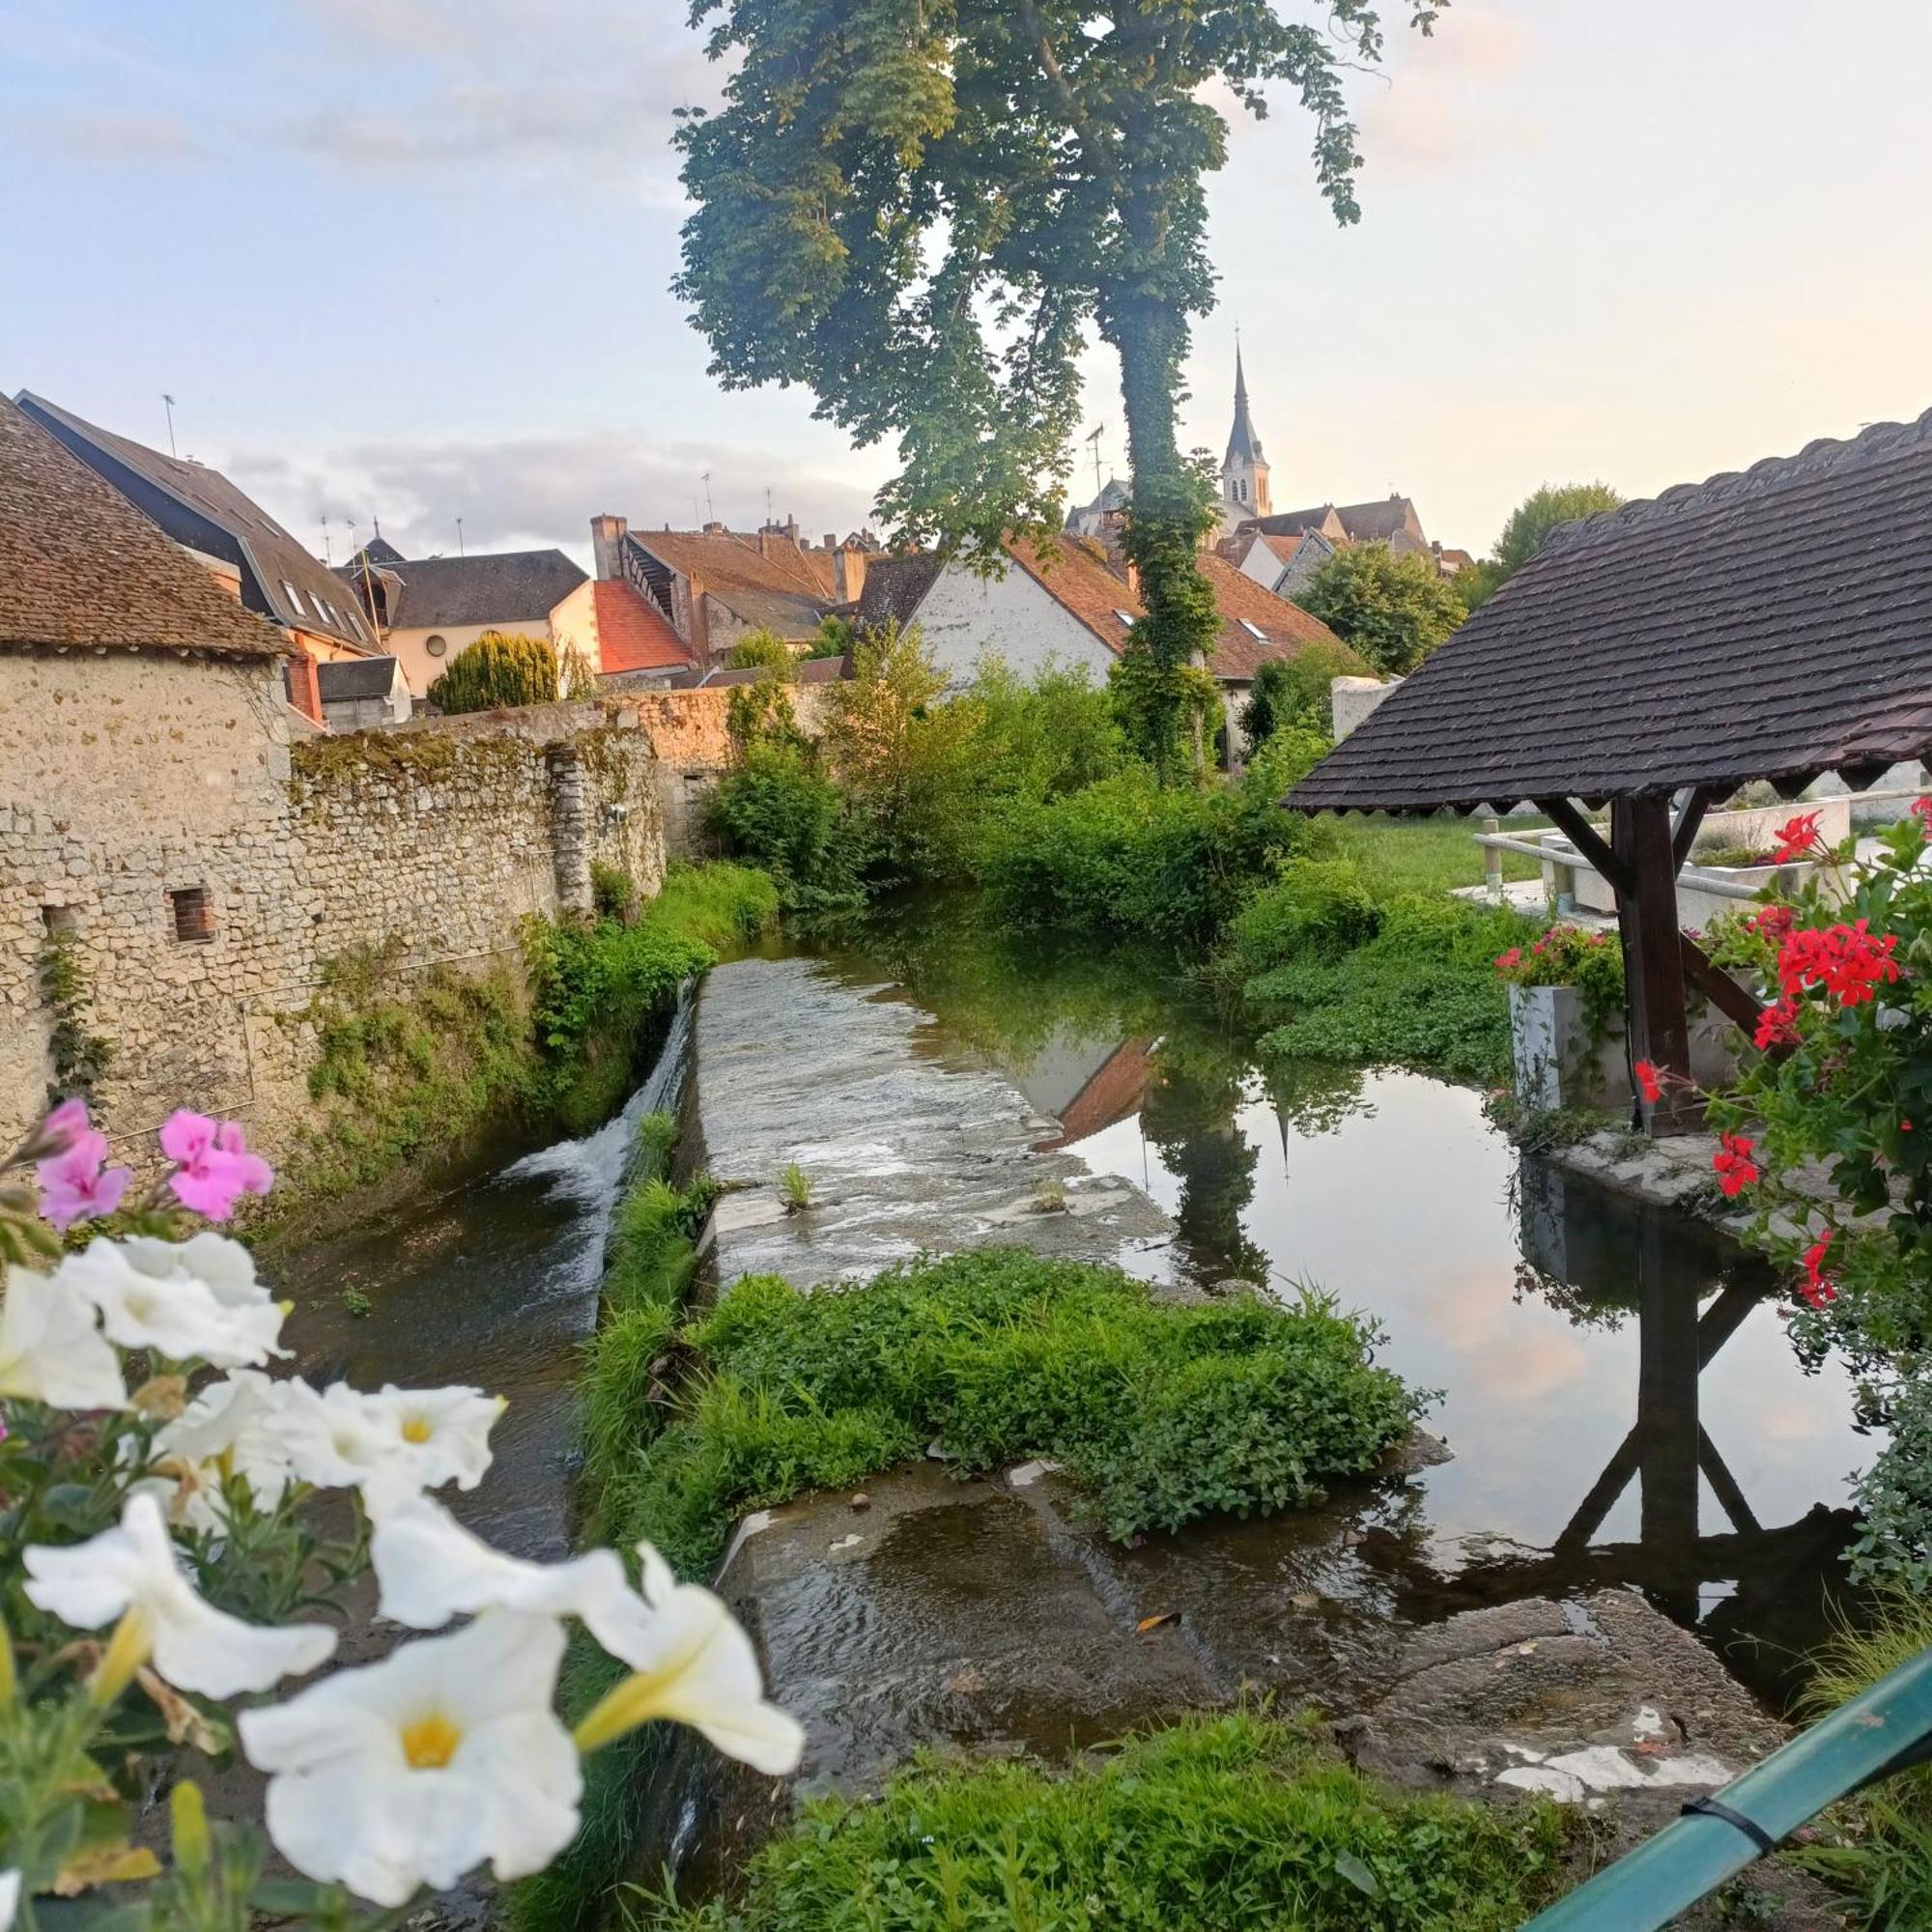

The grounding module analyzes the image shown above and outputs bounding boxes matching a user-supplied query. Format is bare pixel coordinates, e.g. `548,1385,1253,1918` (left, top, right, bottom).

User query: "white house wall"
912,560,1116,691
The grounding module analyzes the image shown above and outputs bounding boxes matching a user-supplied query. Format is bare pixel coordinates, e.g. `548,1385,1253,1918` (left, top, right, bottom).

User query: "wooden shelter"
1288,409,1932,1135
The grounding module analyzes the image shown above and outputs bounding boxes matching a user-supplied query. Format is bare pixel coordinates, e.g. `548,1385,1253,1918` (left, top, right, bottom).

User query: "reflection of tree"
1262,1057,1371,1142
1140,1038,1271,1285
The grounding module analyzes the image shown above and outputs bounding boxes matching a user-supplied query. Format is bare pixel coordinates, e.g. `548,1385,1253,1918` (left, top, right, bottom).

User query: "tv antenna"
319,515,332,565
1084,423,1106,496
161,394,178,458
700,470,715,522
456,516,465,557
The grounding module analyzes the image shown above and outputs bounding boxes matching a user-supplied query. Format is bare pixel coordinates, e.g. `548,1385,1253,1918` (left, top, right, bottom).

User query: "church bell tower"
1221,343,1270,519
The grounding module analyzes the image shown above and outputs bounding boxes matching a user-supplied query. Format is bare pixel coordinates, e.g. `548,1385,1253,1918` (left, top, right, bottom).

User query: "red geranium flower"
1772,811,1823,863
1494,948,1521,972
1754,996,1801,1050
1775,920,1902,1008
1634,1060,1663,1103
1713,1131,1760,1198
1800,1232,1837,1310
1913,796,1932,836
1747,905,1795,942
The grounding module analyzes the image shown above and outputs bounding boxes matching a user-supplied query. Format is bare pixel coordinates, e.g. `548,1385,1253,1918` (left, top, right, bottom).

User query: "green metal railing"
1522,1642,1932,1928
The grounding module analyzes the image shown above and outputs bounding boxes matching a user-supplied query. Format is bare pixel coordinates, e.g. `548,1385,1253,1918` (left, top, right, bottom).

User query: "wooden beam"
1612,796,1699,1136
1678,933,1762,1037
1536,797,1631,897
1670,788,1711,871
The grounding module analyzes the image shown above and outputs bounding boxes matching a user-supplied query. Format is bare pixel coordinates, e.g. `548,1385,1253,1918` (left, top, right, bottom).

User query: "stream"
276,904,1872,1726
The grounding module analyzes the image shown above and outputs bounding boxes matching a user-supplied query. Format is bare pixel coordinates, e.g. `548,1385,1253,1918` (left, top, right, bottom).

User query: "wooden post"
1610,796,1699,1136
1483,816,1502,898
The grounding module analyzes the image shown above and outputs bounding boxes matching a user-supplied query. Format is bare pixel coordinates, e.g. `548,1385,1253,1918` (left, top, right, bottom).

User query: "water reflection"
801,903,1872,1701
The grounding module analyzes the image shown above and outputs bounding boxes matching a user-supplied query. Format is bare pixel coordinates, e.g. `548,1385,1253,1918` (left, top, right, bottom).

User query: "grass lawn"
1325,813,1547,900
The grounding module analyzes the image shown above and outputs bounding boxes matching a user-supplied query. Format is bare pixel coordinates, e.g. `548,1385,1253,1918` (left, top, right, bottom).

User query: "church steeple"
1221,341,1270,518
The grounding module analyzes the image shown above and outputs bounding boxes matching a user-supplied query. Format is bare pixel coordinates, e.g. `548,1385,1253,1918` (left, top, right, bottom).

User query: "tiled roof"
1196,554,1347,679
1291,408,1932,814
592,579,691,674
0,394,289,658
1004,534,1142,653
661,655,847,689
856,553,948,630
1253,504,1347,542
317,655,404,700
628,528,831,602
14,390,371,651
1257,532,1304,566
374,549,586,630
1331,497,1427,547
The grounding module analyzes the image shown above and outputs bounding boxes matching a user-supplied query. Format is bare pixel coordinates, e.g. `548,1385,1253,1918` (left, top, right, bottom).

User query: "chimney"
702,520,726,536
757,529,772,557
823,532,837,553
833,547,867,605
785,515,799,543
589,514,628,582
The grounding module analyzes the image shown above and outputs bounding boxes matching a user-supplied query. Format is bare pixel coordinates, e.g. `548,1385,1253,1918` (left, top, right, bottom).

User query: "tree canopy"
1299,543,1464,678
1493,481,1624,577
426,631,559,714
674,0,1440,774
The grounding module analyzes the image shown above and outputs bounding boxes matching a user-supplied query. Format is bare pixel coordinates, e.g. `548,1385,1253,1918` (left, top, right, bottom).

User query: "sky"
5,0,1931,570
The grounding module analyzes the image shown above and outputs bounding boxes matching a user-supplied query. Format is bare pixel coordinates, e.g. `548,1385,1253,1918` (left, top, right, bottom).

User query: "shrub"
724,629,798,675
1222,857,1381,977
653,1711,1570,1931
1247,895,1539,1084
426,630,560,712
1300,544,1465,678
703,744,860,910
604,1247,1422,1579
1240,639,1374,742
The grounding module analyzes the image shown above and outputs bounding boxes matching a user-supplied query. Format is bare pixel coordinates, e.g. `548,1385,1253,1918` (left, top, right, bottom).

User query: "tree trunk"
1103,295,1220,782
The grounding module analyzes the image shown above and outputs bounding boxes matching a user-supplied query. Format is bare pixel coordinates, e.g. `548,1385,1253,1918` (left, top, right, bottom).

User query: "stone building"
0,395,669,1162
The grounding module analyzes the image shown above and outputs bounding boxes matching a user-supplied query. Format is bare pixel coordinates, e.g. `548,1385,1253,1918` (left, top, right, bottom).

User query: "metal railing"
1523,1638,1932,1928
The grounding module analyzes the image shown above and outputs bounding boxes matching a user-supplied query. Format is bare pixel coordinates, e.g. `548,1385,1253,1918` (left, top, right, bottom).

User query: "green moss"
651,1710,1569,1930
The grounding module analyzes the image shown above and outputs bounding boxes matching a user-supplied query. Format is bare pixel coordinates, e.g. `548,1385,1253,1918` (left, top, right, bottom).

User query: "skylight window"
1114,610,1136,627
280,579,309,618
1238,618,1267,639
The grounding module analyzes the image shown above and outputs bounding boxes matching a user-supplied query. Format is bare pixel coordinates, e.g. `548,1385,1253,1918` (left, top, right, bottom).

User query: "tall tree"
674,0,1440,776
1299,542,1463,676
1492,480,1624,577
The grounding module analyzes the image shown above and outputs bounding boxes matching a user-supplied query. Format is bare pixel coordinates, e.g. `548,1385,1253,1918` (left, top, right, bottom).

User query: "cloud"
223,427,889,566
48,110,207,164
279,0,716,194
1358,3,1540,178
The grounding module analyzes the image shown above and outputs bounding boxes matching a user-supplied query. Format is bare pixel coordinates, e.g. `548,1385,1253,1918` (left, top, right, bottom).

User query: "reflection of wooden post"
1636,1214,1701,1623
1612,797,1698,1136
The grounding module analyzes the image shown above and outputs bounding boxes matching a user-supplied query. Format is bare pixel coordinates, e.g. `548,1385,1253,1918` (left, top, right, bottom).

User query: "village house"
316,654,412,730
13,390,378,724
338,545,589,696
586,513,874,669
857,533,1347,759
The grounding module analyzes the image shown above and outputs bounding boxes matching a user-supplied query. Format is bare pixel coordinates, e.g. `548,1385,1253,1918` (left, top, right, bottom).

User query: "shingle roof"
317,654,403,700
592,579,691,674
0,394,289,658
1291,408,1932,815
855,553,948,630
14,390,370,650
375,549,586,630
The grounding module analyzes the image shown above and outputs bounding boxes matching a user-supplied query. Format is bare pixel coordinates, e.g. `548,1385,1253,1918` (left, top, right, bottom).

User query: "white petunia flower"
23,1492,335,1698
369,1492,639,1644
275,1381,503,1501
0,1264,126,1410
238,1611,581,1909
61,1236,286,1369
573,1541,803,1776
0,1867,18,1932
140,1370,299,1531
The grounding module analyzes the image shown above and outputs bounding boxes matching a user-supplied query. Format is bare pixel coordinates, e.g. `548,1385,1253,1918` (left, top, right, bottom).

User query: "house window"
425,634,448,658
169,887,214,943
1238,619,1267,639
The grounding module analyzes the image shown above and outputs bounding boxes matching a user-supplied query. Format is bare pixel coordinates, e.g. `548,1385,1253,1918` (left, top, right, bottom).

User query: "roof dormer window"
1239,619,1267,639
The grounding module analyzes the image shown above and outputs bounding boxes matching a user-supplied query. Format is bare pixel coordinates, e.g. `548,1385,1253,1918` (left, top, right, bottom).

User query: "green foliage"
1447,556,1507,614
1492,923,1626,1044
653,1710,1569,1931
425,630,560,713
1326,813,1546,897
974,727,1329,947
1224,857,1381,967
525,863,778,1134
600,1246,1422,1581
1300,543,1466,677
1492,481,1624,578
807,613,854,660
39,923,112,1107
724,629,798,676
778,1163,812,1213
1240,639,1373,742
703,744,860,912
590,861,639,923
1788,1592,1932,1926
1246,895,1539,1085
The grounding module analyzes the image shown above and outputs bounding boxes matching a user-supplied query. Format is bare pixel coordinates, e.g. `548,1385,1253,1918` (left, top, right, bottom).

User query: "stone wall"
0,657,666,1162
1331,673,1399,741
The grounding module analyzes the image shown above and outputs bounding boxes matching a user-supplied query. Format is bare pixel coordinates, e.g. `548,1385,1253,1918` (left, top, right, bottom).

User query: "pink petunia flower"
214,1121,274,1199
42,1096,93,1152
158,1110,274,1221
36,1128,132,1233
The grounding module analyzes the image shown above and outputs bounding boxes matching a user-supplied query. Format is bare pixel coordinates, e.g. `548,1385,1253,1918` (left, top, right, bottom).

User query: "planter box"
1508,984,1628,1111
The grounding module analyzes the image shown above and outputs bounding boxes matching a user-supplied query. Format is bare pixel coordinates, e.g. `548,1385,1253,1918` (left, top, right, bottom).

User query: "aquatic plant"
0,1100,797,1927
778,1163,813,1214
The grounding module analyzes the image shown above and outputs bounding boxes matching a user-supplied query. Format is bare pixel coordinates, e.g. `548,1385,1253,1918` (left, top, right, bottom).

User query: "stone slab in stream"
691,955,1175,1289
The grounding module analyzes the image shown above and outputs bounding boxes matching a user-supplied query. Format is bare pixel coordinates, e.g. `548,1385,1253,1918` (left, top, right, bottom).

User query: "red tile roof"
592,579,691,674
